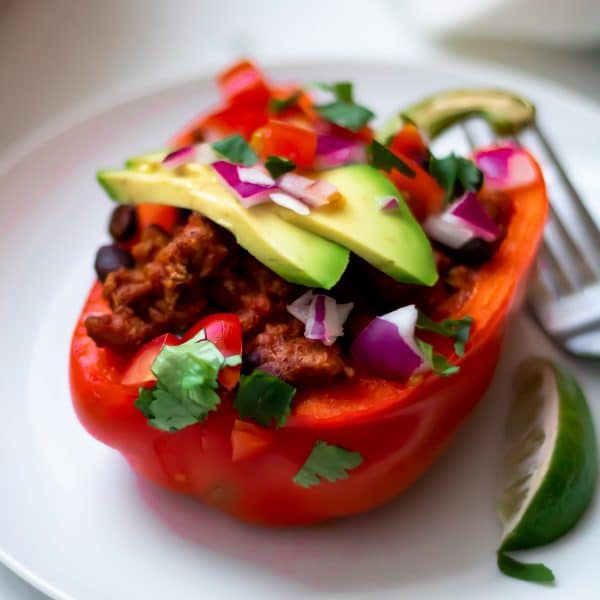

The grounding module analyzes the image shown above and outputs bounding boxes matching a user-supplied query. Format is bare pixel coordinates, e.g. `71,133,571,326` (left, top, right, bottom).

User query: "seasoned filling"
86,190,510,386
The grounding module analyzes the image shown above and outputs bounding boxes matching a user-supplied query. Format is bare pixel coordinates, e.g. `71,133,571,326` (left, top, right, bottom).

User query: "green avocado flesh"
274,165,437,286
98,162,349,289
98,155,437,288
376,89,536,142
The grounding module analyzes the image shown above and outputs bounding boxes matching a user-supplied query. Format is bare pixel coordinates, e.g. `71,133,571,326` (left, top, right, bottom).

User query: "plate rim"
1,55,599,600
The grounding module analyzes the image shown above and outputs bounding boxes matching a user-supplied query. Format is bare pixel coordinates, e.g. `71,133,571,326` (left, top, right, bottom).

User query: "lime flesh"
498,357,597,552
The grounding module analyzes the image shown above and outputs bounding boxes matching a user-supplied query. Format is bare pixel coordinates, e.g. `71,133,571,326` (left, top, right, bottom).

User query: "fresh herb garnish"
293,441,363,488
310,81,354,103
497,552,555,584
269,90,301,114
367,140,416,177
416,313,473,357
429,152,483,204
234,370,296,428
316,102,375,133
264,155,296,179
135,330,241,432
416,339,460,377
211,134,258,166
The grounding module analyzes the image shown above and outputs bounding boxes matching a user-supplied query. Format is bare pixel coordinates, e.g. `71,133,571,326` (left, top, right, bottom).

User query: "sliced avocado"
274,165,438,286
376,89,535,142
97,161,349,289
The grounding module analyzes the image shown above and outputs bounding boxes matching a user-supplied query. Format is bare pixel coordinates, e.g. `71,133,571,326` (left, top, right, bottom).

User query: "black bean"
109,205,137,242
94,244,134,281
177,207,193,224
443,237,496,267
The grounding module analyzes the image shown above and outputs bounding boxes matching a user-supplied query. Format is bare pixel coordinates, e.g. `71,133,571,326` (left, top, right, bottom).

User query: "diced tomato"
231,419,274,462
259,119,317,168
183,313,243,390
217,60,270,107
121,333,179,387
136,204,178,233
389,123,429,162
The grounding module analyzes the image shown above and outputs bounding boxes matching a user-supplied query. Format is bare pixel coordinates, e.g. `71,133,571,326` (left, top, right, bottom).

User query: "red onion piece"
314,135,366,169
162,145,197,168
376,195,401,212
351,305,425,380
449,191,499,242
277,173,339,207
474,142,537,190
423,213,475,249
287,291,353,346
238,166,275,186
270,192,311,215
212,160,276,207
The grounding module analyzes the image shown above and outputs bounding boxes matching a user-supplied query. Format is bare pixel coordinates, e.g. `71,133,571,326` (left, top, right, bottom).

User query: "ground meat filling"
86,190,510,387
85,213,349,386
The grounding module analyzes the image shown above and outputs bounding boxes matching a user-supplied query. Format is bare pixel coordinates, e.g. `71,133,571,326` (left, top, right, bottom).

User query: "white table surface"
0,0,598,597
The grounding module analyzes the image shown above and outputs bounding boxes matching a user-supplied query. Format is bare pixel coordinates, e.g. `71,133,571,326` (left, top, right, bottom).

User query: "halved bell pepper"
70,149,547,526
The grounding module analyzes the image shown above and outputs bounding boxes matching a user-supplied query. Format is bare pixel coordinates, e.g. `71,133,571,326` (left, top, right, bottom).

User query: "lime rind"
498,358,597,552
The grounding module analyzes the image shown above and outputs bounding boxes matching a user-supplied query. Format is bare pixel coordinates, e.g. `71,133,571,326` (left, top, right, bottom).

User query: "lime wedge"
497,357,597,581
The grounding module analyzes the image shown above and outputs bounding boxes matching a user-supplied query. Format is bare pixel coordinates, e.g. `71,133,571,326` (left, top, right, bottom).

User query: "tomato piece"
121,333,179,387
182,313,243,390
259,119,317,168
231,419,274,462
217,60,270,107
389,123,428,161
387,152,444,221
136,204,178,233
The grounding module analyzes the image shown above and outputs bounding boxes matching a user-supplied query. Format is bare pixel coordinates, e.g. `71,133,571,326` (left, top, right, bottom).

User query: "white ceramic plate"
1,60,599,600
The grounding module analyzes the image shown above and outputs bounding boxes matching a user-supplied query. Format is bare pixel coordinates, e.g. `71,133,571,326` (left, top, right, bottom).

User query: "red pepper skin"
71,152,547,526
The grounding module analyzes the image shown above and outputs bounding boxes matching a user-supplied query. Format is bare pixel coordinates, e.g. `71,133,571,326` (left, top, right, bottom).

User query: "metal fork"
459,118,600,358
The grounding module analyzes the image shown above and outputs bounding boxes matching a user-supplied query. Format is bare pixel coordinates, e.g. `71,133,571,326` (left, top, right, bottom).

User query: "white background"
0,1,598,597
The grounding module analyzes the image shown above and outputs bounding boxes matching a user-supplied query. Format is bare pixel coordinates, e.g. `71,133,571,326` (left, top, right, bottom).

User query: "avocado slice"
376,89,535,142
97,161,349,289
273,165,438,286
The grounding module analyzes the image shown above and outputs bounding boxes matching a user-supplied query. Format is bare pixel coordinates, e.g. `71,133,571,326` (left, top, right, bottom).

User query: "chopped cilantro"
316,102,375,132
310,81,354,103
416,313,473,357
416,339,460,377
269,90,301,114
211,134,258,166
264,155,296,179
234,370,296,428
367,140,415,177
429,152,483,204
293,441,363,488
135,329,241,432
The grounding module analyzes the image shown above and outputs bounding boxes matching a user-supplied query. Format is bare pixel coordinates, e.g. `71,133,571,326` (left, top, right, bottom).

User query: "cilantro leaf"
310,81,354,103
269,91,301,114
293,441,363,488
429,152,483,204
316,102,375,132
234,370,296,428
416,313,473,357
211,134,258,166
416,339,460,377
135,330,241,432
497,552,555,584
367,140,416,177
264,155,296,179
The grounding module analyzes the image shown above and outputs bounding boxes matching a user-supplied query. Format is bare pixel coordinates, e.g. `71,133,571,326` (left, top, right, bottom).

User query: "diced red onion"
287,291,353,346
474,142,537,190
424,191,499,248
314,135,366,169
238,166,275,186
376,195,401,212
448,191,500,242
270,192,310,215
162,145,197,168
351,305,427,380
212,160,276,207
277,173,339,207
